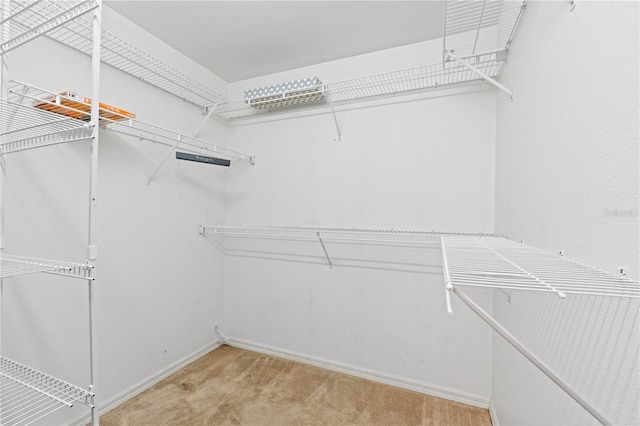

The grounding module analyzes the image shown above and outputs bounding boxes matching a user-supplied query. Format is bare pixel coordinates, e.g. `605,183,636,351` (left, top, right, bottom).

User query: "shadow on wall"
496,290,639,425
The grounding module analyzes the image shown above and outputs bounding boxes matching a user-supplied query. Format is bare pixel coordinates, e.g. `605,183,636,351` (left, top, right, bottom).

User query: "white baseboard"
489,400,501,426
68,340,222,426
226,337,490,409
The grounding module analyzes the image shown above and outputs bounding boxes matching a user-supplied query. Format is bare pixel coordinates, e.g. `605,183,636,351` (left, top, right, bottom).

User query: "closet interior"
0,1,637,425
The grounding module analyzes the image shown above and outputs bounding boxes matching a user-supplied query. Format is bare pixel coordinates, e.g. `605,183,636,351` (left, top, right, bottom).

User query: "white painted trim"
226,337,490,409
68,340,222,426
489,400,501,426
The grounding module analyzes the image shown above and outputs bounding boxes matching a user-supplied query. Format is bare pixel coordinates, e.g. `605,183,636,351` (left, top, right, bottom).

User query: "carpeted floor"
100,345,491,425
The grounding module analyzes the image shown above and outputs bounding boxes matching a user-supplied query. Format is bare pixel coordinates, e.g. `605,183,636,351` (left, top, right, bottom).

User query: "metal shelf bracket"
446,50,513,99
317,232,333,268
453,287,610,425
330,103,341,141
147,135,181,185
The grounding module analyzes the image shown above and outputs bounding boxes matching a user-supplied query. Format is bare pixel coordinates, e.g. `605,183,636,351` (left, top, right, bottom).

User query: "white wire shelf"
200,225,492,268
199,225,462,245
0,99,92,154
0,0,98,55
4,80,254,164
0,357,93,426
443,0,526,59
442,236,639,299
44,16,227,108
103,118,255,164
215,53,503,120
1,254,93,280
2,80,99,154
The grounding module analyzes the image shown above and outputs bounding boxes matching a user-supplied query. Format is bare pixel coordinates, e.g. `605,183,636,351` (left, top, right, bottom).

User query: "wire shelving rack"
4,1,526,123
200,225,491,268
440,235,636,425
443,0,526,59
215,53,503,120
0,1,101,425
104,118,255,164
204,225,637,426
0,0,99,55
0,96,92,155
5,80,254,166
441,236,639,300
45,16,227,109
0,357,94,426
1,254,93,280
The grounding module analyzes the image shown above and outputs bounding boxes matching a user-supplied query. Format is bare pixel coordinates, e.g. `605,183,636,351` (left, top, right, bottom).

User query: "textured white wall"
1,6,228,424
222,40,497,404
493,1,639,424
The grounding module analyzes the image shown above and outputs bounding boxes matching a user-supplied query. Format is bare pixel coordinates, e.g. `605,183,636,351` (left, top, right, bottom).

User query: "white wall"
9,3,637,424
1,6,228,424
493,2,639,425
221,40,497,405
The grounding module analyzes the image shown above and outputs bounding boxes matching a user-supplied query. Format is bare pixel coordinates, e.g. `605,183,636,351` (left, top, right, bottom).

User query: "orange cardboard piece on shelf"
33,91,136,122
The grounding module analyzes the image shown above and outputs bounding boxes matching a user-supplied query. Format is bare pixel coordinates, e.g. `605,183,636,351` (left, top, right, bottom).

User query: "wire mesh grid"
45,16,227,108
326,54,501,102
0,357,92,426
4,80,252,163
215,54,502,119
444,0,526,58
0,94,92,154
0,254,92,280
0,0,98,55
442,236,639,299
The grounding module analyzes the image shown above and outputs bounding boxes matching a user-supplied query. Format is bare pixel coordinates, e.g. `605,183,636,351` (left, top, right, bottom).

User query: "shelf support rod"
446,50,513,98
5,85,30,130
0,3,7,360
452,287,610,426
88,2,102,425
147,135,181,185
472,1,488,55
440,236,454,315
317,232,333,268
193,103,217,139
147,103,218,184
329,101,341,141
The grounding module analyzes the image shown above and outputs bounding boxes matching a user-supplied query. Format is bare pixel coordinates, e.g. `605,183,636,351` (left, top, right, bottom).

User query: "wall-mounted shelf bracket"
194,103,217,137
147,102,222,184
147,135,182,185
201,102,217,116
330,103,341,141
453,287,610,425
445,50,513,99
317,232,333,268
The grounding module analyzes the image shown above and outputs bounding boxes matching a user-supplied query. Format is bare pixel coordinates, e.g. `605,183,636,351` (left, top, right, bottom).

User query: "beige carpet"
101,345,491,425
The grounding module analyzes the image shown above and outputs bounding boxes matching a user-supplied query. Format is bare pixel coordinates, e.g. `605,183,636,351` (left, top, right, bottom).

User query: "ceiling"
105,1,445,83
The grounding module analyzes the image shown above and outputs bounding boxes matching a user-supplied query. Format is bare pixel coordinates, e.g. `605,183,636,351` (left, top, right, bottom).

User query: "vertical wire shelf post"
0,1,103,425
